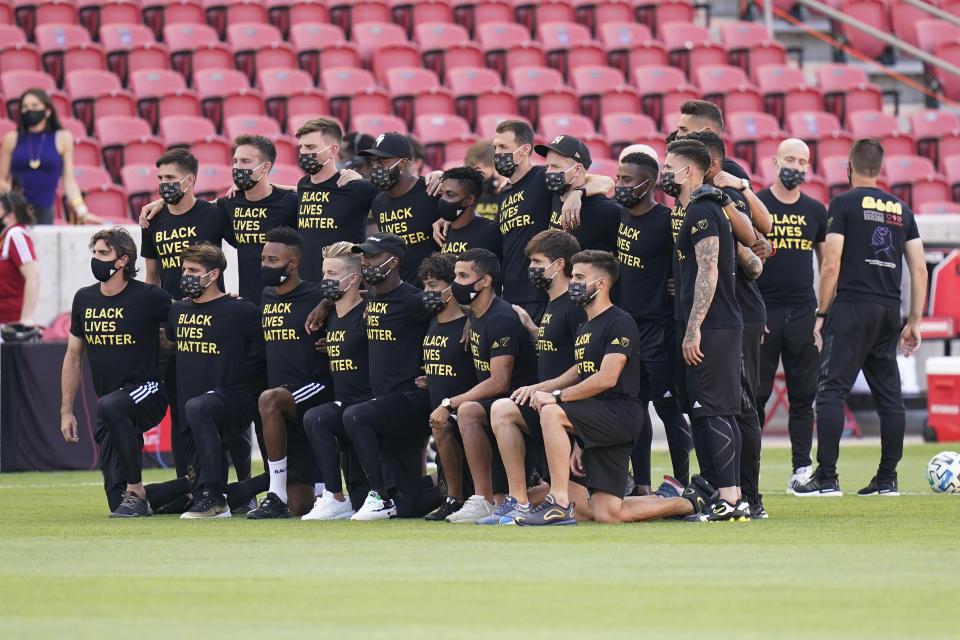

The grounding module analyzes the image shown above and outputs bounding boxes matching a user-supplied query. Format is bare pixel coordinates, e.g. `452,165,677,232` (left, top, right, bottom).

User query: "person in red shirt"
0,192,39,326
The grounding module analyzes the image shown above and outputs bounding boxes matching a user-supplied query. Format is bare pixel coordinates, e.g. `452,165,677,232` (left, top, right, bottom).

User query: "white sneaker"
445,494,495,523
788,465,813,492
350,491,397,521
301,490,355,520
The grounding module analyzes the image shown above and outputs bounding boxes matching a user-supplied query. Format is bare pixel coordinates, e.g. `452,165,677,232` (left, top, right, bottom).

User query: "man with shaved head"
755,138,828,495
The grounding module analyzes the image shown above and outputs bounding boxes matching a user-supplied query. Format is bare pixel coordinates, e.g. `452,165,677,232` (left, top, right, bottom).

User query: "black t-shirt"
548,193,621,254
475,191,499,221
260,281,329,388
441,215,502,259
325,300,373,405
218,188,299,302
756,188,828,309
572,305,643,400
615,202,674,323
723,158,751,181
366,281,431,395
371,177,440,287
536,292,585,381
423,315,477,408
166,296,264,400
723,186,766,325
297,173,379,282
673,199,742,329
140,199,231,298
468,296,538,387
499,166,552,304
69,280,171,396
828,186,919,307
669,202,686,244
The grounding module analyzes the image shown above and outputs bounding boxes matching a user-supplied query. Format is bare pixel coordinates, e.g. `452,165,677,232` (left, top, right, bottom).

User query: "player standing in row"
437,166,502,258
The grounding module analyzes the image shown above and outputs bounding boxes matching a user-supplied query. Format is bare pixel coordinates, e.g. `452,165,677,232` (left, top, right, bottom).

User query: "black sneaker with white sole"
424,496,463,521
792,471,843,497
246,492,292,519
748,495,769,519
681,474,718,514
687,499,750,522
231,497,258,515
109,491,152,518
857,476,900,496
181,490,230,518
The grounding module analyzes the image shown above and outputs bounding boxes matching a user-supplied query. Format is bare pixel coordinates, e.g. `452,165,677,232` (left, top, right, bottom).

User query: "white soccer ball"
926,451,960,493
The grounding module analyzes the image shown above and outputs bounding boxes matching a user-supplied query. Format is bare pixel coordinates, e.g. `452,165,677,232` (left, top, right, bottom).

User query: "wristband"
816,311,828,319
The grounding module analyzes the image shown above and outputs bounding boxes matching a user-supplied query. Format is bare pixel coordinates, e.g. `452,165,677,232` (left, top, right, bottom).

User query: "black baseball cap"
534,134,592,169
359,132,413,160
351,232,407,259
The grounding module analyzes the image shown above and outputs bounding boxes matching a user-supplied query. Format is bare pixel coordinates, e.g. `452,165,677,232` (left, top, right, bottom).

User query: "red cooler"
926,356,960,442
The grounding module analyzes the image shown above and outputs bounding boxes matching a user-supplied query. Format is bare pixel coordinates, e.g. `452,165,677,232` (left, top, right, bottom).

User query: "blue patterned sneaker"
476,495,519,524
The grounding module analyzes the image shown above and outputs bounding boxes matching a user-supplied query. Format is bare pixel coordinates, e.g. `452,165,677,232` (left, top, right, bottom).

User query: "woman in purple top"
0,89,102,225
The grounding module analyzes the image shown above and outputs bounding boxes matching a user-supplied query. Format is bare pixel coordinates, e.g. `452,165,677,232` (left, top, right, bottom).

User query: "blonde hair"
322,241,360,271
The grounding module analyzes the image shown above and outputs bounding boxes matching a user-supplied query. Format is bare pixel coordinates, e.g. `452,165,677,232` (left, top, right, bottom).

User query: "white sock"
268,457,288,504
314,482,325,496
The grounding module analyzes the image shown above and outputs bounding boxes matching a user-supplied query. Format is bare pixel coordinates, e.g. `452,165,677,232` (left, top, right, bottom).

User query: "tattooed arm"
682,235,719,366
737,244,763,280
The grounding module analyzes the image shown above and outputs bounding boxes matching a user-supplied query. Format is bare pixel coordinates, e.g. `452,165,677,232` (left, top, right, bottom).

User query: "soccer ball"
926,451,960,493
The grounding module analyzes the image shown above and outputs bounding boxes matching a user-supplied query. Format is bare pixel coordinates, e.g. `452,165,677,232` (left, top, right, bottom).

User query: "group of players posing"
59,98,925,524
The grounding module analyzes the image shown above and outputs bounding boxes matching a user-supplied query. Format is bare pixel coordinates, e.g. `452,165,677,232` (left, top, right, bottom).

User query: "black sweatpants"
160,351,196,478
815,300,905,483
303,400,370,500
757,305,818,471
738,322,764,502
184,387,257,497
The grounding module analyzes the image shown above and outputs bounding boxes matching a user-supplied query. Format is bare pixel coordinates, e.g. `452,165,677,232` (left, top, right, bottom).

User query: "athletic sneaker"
476,495,523,525
515,494,576,526
109,491,152,518
787,465,813,492
681,474,717,514
792,471,843,497
748,495,769,519
246,492,293,519
653,475,684,499
231,498,258,515
351,491,397,521
424,496,463,521
180,490,230,519
499,502,529,525
302,491,356,520
857,476,900,496
445,494,495,523
687,499,750,522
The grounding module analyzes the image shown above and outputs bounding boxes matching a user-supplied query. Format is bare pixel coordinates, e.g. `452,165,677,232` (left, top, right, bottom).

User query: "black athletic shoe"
748,495,769,519
689,499,750,522
792,469,843,497
246,492,292,519
681,474,718,513
231,497,258,515
181,490,230,519
153,494,193,515
857,476,900,496
109,491,152,518
424,496,463,521
515,494,576,526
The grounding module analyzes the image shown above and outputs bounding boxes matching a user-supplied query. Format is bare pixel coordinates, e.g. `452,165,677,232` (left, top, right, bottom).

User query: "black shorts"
676,325,742,418
281,381,334,423
633,320,678,402
281,381,334,484
563,397,644,497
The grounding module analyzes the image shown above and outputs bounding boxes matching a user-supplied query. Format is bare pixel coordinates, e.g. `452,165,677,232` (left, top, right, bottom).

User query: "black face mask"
320,274,354,301
437,197,467,222
545,166,574,194
298,152,325,175
528,258,559,290
422,285,452,315
91,257,119,282
232,163,264,191
371,161,402,190
21,109,45,128
567,278,601,308
361,258,393,285
159,177,187,205
659,169,685,198
494,147,521,178
180,271,212,299
451,279,481,305
614,180,652,208
261,263,289,287
778,166,805,190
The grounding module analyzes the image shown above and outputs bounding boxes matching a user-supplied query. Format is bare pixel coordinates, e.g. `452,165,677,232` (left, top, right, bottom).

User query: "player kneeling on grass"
514,250,715,525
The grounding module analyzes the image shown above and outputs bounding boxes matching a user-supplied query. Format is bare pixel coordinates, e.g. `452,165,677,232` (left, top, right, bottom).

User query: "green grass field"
1,442,958,639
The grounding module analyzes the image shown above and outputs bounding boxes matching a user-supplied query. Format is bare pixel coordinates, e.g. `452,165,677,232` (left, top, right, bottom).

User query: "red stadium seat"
321,67,391,130
600,111,661,158
754,64,822,127
786,111,854,173
660,22,727,79
71,165,114,194
944,154,960,201
446,66,517,129
142,0,206,42
121,163,160,213
631,64,698,130
328,0,392,39
95,115,166,180
725,111,787,173
537,22,606,79
414,112,478,167
286,112,345,137
130,69,203,131
815,64,884,126
386,67,455,130
476,112,530,138
35,24,107,87
1,69,70,121
0,25,42,74
352,22,419,82
571,0,633,37
719,21,787,80
203,0,269,40
13,0,79,41
882,155,951,210
0,120,17,138
798,174,830,204
514,0,576,34
194,68,265,132
351,113,410,136
390,0,454,39
451,0,513,36
909,110,960,171
891,1,936,48
164,23,234,86
694,65,763,115
819,155,851,198
587,156,618,180
933,41,960,102
414,23,484,79
226,22,297,84
507,66,578,129
77,0,139,38
917,200,960,214
834,0,889,60
477,22,547,81
633,0,694,38
268,164,305,186
266,0,328,39
224,115,296,163
538,113,609,159
847,110,915,157
65,69,137,134
194,163,234,200
289,23,360,85
257,68,328,134
597,22,666,77
569,65,638,127
914,19,960,55
159,115,232,164
100,24,170,86
72,165,128,219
